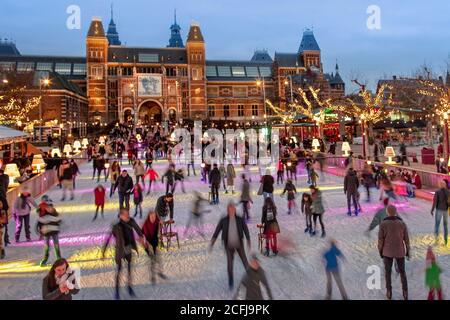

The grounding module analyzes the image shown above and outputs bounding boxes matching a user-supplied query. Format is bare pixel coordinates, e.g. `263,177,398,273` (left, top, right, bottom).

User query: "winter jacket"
432,188,449,211
301,194,313,215
59,164,72,181
344,170,359,195
324,244,343,271
133,186,143,205
426,262,442,289
368,207,388,232
162,170,176,184
96,158,106,170
42,269,80,300
13,195,37,217
276,160,284,172
412,174,422,189
209,168,221,185
37,212,61,236
155,196,174,220
226,164,236,186
142,216,160,248
311,190,325,214
378,216,410,259
110,168,121,183
235,266,273,300
145,169,159,181
94,187,106,206
261,175,275,193
211,215,250,248
0,174,9,197
114,175,134,195
282,182,297,200
103,218,144,264
240,179,251,202
134,162,145,176
262,205,280,234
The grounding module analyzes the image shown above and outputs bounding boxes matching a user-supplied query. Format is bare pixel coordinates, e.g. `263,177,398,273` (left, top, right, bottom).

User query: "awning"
0,125,29,145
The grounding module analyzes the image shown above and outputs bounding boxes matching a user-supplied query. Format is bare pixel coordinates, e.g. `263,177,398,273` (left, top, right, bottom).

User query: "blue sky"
1,0,450,93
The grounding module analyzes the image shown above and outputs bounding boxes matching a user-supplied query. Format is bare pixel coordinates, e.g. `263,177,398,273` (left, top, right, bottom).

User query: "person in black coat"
209,164,221,205
261,197,280,256
155,193,174,221
210,201,250,290
344,168,360,216
114,170,134,210
102,209,144,300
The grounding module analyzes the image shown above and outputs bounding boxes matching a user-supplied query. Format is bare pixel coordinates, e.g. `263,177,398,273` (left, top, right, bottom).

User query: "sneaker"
347,212,352,216
311,230,316,237
321,231,326,238
354,211,359,216
264,249,270,257
304,227,310,233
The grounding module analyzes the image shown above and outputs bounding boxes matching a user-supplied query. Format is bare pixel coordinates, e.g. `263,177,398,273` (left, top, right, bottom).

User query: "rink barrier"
6,151,87,210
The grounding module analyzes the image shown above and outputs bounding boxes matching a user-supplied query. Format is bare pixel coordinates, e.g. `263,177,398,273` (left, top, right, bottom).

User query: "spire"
335,59,339,73
446,70,450,86
298,28,320,53
167,9,184,48
106,3,121,45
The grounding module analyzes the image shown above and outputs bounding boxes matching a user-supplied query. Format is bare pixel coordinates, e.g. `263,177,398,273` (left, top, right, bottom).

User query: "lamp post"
360,114,366,159
39,78,50,142
256,79,266,119
130,83,137,133
284,75,294,106
444,112,449,164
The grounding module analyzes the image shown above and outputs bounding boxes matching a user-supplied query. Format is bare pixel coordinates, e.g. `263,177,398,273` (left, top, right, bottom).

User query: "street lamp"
256,79,266,118
39,78,51,142
130,83,137,132
360,114,366,159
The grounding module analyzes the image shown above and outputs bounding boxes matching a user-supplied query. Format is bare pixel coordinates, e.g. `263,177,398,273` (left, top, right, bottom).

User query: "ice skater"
93,184,106,221
323,239,348,300
281,179,297,215
142,210,167,284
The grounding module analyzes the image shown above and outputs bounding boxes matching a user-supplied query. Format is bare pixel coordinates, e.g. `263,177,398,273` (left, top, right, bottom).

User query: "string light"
0,86,41,124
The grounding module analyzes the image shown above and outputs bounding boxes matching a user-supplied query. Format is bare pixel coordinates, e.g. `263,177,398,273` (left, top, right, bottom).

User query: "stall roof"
0,125,28,144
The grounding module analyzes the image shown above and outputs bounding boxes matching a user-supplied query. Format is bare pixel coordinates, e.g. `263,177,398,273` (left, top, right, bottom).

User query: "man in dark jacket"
114,170,134,210
162,164,176,194
431,180,449,245
261,169,275,201
210,201,251,290
102,208,144,300
233,254,273,300
0,169,9,208
344,168,360,216
209,164,221,205
155,193,174,221
378,205,410,300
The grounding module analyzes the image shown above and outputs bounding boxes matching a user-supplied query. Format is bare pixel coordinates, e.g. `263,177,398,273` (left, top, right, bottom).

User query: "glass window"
0,61,15,71
206,66,217,77
55,63,72,75
17,62,34,72
252,104,258,116
231,66,246,77
139,53,159,63
217,66,231,77
238,105,244,117
73,63,86,75
208,105,215,117
223,105,230,117
233,87,247,98
245,66,259,77
192,67,202,81
36,62,53,71
259,66,271,77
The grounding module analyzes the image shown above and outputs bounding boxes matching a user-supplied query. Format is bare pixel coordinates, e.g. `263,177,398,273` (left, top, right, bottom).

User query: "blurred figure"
133,183,144,219
365,198,390,236
310,185,326,238
102,208,145,300
13,188,37,242
431,180,449,246
37,198,62,267
155,193,174,222
93,184,106,221
70,159,80,190
261,169,274,201
301,192,313,235
42,258,80,300
59,159,74,201
425,246,443,300
0,200,7,259
142,210,167,284
323,239,348,300
109,161,121,197
114,170,134,210
185,191,210,238
240,174,252,221
281,179,297,215
344,168,360,216
162,164,176,195
210,201,250,290
378,205,410,300
233,253,273,300
276,159,284,185
144,165,159,195
174,169,186,193
225,162,236,194
209,164,221,205
133,160,146,187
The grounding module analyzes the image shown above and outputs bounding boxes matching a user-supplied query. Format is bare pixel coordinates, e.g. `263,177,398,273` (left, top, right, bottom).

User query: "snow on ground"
0,159,449,300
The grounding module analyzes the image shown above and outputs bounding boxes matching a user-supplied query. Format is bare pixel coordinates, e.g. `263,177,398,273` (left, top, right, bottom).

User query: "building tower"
186,22,206,118
106,4,121,46
167,10,184,48
86,17,109,123
299,29,321,71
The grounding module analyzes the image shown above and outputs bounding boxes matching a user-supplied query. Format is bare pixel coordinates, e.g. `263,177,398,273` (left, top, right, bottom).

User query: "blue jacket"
324,244,342,271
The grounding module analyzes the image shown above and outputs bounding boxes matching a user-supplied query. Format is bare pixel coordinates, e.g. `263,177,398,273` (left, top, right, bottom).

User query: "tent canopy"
0,125,29,145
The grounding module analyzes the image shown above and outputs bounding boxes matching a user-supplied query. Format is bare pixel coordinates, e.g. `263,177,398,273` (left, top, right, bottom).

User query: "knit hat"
426,246,436,264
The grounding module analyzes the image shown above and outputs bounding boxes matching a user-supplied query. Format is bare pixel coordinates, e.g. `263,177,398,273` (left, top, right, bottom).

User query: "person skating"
365,198,390,236
209,164,221,205
209,201,250,290
70,159,80,190
133,159,146,187
13,187,37,242
260,169,275,200
91,154,98,179
93,184,106,221
37,199,62,267
301,192,313,234
281,179,297,215
42,258,80,300
133,183,144,219
425,246,443,300
142,210,167,283
174,168,186,193
276,159,284,185
0,201,7,259
310,185,326,238
378,205,410,300
219,163,227,191
261,197,280,256
114,170,134,210
240,174,252,221
309,167,319,187
102,208,145,300
344,168,360,216
162,164,176,194
431,180,449,246
361,164,374,202
323,239,349,300
233,253,273,300
59,159,74,201
96,155,107,182
144,165,159,195
185,191,210,238
155,193,174,222
109,161,121,197
225,163,236,194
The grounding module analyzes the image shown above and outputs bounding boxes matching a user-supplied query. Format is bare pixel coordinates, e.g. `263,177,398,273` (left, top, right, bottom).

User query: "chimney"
393,75,397,80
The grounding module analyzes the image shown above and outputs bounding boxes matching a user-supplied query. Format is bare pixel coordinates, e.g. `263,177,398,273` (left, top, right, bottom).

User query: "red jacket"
145,169,159,181
142,216,160,240
413,174,422,189
94,187,106,206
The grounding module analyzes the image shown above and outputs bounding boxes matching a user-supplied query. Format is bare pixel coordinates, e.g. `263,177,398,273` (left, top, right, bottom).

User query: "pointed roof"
331,61,344,84
298,29,320,53
106,4,121,45
0,39,20,56
87,18,106,38
446,71,450,86
187,23,204,42
251,50,273,62
168,10,184,48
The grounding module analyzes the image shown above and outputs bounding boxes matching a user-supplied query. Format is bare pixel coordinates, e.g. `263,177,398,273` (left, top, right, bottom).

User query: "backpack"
266,207,275,222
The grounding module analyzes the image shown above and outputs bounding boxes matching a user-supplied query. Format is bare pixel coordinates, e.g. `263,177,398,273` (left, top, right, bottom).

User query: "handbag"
257,183,263,196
